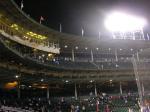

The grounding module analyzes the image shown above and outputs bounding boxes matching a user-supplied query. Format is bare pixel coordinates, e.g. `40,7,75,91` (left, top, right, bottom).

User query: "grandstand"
0,0,150,112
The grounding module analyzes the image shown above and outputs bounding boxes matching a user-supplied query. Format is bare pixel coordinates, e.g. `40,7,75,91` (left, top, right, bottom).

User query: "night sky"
14,0,150,37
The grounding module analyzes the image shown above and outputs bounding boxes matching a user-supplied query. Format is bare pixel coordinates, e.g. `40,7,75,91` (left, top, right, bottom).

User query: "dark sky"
14,0,150,37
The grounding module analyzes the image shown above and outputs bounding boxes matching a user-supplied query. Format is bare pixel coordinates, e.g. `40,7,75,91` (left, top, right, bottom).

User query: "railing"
0,18,60,54
0,37,133,70
1,36,150,71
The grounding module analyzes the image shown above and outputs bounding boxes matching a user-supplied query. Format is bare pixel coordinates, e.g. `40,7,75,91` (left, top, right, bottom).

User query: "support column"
141,28,145,40
101,65,104,70
115,49,118,62
59,23,62,32
136,52,140,62
121,32,125,40
47,41,50,47
47,85,50,99
132,57,143,106
17,64,22,99
147,33,150,40
98,32,101,40
33,49,37,58
75,83,77,100
91,50,94,62
142,81,145,96
72,49,75,62
17,79,21,99
17,72,21,99
132,32,135,40
95,84,97,97
120,82,123,95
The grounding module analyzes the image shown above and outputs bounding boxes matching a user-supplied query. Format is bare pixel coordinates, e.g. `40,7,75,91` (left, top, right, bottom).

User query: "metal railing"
0,18,60,53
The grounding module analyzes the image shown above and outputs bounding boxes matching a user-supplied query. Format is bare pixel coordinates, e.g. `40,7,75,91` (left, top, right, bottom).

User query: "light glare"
105,12,147,32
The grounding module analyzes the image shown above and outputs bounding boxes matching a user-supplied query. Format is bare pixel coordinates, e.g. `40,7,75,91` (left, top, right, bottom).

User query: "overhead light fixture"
41,79,44,82
64,45,68,48
104,11,147,32
115,64,119,68
48,53,52,57
90,80,94,83
65,80,69,83
85,47,88,50
15,75,19,78
75,46,78,50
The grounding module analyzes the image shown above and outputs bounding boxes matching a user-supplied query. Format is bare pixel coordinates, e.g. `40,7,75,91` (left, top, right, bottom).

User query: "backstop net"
132,48,150,111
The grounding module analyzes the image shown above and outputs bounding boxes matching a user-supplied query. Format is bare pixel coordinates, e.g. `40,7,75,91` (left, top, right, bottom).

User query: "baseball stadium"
0,0,150,112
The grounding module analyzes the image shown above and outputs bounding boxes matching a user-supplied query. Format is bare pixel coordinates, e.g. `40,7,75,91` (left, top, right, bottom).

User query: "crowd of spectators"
0,92,141,112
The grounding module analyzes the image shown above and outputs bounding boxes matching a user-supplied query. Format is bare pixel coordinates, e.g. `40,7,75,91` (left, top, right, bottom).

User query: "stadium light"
104,12,147,32
15,75,19,78
41,79,44,82
65,80,69,83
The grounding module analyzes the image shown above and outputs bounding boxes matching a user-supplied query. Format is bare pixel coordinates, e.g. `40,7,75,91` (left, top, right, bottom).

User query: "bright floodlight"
104,12,147,32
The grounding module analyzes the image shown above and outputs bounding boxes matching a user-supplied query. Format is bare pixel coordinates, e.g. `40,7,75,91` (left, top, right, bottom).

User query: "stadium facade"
0,0,150,107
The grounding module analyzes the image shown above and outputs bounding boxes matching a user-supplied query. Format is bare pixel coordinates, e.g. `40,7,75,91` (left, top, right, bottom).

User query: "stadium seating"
0,93,140,112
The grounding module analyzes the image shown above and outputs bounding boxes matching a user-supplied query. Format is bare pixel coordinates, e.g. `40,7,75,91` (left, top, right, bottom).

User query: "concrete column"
147,33,149,40
115,49,118,62
120,82,123,95
91,50,94,62
75,83,77,100
72,49,75,62
59,23,62,32
142,82,145,96
95,84,97,97
98,32,101,40
47,85,50,99
141,28,145,40
136,52,140,62
17,80,21,99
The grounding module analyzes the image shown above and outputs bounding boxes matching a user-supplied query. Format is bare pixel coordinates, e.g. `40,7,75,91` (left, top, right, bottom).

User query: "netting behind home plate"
132,48,150,111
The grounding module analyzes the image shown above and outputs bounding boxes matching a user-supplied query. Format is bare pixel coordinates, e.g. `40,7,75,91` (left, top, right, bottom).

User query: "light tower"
104,11,147,40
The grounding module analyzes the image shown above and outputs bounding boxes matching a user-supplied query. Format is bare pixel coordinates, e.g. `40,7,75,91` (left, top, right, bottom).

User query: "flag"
40,16,44,24
81,27,84,37
21,0,24,10
59,23,62,32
